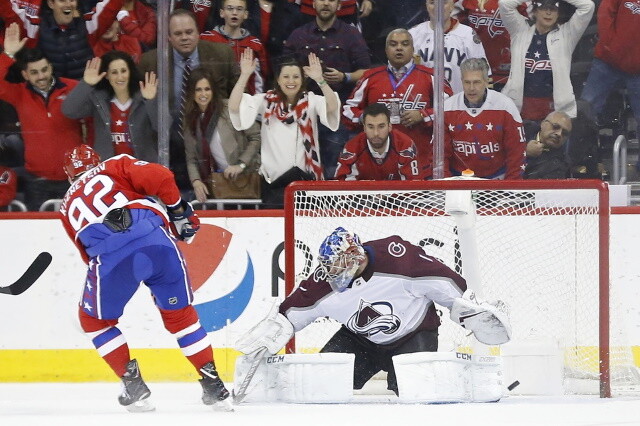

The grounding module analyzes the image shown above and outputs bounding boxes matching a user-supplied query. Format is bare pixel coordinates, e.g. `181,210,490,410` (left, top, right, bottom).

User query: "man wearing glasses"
524,111,572,179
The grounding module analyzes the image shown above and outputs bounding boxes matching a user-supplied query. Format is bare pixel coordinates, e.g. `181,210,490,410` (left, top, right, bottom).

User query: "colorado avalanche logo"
346,299,400,337
388,241,407,257
179,224,254,332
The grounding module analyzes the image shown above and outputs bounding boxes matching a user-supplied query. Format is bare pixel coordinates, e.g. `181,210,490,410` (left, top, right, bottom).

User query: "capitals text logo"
189,0,212,13
346,299,401,337
468,9,505,38
624,2,640,14
380,84,427,111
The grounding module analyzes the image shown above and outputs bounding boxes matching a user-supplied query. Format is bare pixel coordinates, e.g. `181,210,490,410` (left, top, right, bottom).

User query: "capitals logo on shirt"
346,299,401,337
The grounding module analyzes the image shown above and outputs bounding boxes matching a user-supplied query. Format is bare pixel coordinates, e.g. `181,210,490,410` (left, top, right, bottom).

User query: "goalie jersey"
279,236,467,347
60,154,181,263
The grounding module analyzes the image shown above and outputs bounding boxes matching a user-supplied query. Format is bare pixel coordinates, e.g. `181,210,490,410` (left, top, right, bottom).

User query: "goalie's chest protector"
317,236,466,345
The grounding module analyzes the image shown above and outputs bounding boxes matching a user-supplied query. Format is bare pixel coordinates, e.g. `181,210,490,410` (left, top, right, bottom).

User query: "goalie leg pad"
233,353,354,403
235,313,294,355
393,352,504,403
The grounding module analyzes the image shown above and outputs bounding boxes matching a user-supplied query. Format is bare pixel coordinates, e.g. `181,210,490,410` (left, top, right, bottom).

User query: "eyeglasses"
224,6,246,12
543,120,571,137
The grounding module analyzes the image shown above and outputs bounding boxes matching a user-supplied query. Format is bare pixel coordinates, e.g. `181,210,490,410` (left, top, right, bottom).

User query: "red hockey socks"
159,305,214,373
78,306,130,377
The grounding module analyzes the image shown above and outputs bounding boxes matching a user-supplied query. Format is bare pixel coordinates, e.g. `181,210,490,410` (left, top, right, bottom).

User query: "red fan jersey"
60,154,181,263
443,89,526,179
343,64,453,178
335,129,421,180
0,166,17,207
109,101,134,156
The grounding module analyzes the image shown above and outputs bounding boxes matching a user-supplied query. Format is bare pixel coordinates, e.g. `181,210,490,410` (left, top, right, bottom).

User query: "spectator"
176,0,214,32
335,103,420,180
443,58,526,179
524,110,572,178
3,0,125,80
580,0,640,169
200,0,268,95
298,0,373,28
92,19,142,62
283,0,371,178
409,0,490,94
499,0,594,121
183,67,261,203
343,28,452,179
453,0,528,91
138,8,238,194
116,0,157,51
229,49,340,208
62,51,158,163
0,163,17,209
0,23,83,211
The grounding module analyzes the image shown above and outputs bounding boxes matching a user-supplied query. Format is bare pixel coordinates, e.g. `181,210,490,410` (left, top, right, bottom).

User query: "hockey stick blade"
232,346,268,404
0,252,52,295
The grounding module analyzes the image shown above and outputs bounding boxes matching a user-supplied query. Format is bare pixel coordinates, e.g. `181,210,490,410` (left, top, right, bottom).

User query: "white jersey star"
115,120,124,126
486,122,494,131
465,121,473,130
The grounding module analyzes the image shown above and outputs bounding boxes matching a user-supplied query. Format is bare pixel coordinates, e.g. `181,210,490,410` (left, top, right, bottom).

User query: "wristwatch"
238,161,247,170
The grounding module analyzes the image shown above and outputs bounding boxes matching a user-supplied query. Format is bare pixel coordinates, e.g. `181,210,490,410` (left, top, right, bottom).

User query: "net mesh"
286,182,638,395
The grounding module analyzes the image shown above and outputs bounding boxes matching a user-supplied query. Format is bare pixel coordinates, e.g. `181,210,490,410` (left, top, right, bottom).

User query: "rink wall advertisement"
1,212,640,383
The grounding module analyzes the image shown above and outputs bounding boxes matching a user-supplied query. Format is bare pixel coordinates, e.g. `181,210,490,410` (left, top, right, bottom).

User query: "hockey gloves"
167,199,200,244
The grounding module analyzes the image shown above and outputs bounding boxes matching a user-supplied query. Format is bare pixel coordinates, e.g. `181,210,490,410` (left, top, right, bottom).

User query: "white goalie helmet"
318,227,367,292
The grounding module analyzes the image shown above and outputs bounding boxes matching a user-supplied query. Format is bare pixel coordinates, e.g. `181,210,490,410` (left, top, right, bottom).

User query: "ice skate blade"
212,397,234,412
124,398,155,413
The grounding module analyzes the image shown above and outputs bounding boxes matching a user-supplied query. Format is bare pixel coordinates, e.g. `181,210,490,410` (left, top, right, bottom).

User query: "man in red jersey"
335,103,420,180
60,145,232,412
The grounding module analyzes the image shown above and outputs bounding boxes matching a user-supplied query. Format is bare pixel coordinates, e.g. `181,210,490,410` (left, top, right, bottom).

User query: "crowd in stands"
0,0,629,211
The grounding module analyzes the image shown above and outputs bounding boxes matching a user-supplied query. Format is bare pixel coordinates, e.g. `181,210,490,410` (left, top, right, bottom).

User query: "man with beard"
335,103,420,180
283,0,371,178
0,23,83,210
524,110,572,179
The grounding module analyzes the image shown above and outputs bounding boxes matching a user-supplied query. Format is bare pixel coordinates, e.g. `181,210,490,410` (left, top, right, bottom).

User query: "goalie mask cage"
284,179,638,398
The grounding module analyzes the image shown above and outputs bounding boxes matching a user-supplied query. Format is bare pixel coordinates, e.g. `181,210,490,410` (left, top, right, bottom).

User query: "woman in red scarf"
229,48,340,208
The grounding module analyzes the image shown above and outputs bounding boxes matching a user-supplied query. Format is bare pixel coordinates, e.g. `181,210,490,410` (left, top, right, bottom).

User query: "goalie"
237,227,512,396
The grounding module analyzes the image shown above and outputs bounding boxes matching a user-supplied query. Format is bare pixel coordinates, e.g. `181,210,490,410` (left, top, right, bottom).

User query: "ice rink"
1,382,639,426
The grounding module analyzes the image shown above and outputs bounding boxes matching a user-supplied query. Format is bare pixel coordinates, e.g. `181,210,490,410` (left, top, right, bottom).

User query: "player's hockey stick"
232,346,268,404
0,252,52,295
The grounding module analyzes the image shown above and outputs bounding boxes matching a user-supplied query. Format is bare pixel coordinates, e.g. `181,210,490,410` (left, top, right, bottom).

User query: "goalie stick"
0,252,52,296
232,346,268,404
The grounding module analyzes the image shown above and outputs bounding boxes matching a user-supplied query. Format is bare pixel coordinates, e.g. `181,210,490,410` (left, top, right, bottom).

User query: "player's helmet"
318,227,366,292
63,144,100,181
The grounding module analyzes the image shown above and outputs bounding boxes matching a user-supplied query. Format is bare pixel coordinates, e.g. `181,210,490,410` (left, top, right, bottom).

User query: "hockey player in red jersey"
59,145,232,412
343,28,453,179
236,227,512,396
443,58,526,179
335,103,421,180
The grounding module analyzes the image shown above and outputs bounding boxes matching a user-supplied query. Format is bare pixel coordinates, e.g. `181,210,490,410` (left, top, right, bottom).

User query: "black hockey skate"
199,362,233,411
118,359,154,412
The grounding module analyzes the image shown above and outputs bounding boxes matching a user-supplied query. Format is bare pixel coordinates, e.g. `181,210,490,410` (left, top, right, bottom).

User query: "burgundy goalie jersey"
279,235,467,347
444,89,526,179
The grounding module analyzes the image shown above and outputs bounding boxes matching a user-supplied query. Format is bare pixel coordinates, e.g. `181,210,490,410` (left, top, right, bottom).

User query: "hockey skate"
118,359,154,412
199,362,234,411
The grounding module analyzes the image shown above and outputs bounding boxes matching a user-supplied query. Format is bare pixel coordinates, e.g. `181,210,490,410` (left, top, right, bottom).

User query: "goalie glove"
166,199,200,244
450,290,512,345
235,312,294,355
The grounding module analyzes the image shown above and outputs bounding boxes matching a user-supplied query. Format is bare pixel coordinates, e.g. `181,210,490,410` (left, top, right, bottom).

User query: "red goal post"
284,179,619,397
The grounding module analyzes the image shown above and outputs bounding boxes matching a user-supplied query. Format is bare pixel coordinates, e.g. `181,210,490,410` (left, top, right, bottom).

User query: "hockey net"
284,179,640,397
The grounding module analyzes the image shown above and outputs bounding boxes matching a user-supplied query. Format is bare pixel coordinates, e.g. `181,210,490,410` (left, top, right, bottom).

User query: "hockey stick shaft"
233,346,268,404
0,252,52,295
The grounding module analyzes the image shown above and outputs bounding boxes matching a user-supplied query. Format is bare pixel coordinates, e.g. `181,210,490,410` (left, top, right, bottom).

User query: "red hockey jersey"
335,129,420,180
60,154,181,263
443,89,526,179
343,64,452,178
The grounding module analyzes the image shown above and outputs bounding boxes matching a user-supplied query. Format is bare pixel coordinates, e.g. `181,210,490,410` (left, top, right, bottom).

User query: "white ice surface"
1,383,640,426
